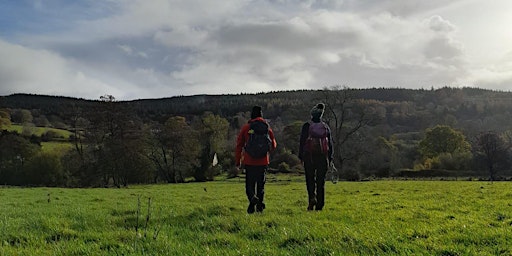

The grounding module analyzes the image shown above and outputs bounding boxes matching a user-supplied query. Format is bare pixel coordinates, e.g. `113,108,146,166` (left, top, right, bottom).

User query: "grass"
40,141,74,154
1,180,512,255
5,124,74,154
7,124,73,139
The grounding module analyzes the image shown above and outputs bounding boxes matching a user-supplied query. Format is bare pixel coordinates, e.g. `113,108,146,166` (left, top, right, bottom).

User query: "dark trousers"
245,165,266,203
304,154,328,209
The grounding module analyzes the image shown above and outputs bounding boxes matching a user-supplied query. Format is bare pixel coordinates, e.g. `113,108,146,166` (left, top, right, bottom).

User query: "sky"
1,0,511,100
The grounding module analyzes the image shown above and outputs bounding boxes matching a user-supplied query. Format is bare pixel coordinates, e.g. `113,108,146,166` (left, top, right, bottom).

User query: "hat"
310,103,325,119
251,106,262,119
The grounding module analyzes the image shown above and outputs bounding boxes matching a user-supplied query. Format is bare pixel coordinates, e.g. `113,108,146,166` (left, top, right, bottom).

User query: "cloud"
3,0,509,99
0,39,126,99
337,0,466,17
460,51,512,89
171,10,467,91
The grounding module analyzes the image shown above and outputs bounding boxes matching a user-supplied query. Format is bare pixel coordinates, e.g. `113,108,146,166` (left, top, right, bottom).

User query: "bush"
270,150,301,173
278,162,291,173
24,152,67,186
343,169,361,181
423,152,472,171
41,130,62,142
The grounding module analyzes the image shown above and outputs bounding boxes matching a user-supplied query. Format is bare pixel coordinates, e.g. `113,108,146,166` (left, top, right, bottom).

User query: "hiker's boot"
307,199,317,211
256,202,266,213
247,196,259,214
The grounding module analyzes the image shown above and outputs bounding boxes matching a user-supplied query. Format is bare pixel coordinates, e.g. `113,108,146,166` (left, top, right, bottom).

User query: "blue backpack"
244,120,271,158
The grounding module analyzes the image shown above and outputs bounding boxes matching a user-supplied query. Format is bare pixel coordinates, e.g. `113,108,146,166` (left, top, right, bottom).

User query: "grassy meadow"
6,124,74,154
40,141,74,154
1,179,512,255
7,124,73,139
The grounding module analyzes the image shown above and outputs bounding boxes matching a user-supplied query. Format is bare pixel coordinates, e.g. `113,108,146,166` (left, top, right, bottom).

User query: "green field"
40,141,74,154
6,124,74,154
7,124,73,139
1,180,512,255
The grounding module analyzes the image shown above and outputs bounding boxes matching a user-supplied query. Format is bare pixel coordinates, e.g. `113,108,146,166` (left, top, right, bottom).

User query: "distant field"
41,141,74,154
5,124,74,154
7,124,73,139
1,180,511,255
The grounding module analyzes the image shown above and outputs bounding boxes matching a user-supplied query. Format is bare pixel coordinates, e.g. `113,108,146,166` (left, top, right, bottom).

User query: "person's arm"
298,122,309,161
327,125,334,162
268,126,277,151
235,125,248,167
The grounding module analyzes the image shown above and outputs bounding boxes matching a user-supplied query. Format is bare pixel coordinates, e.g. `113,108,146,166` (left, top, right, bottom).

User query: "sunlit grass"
7,124,73,139
41,141,74,154
6,124,74,154
1,180,512,255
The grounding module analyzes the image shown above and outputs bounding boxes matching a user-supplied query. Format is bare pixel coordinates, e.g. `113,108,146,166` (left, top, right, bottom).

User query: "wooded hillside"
2,87,512,186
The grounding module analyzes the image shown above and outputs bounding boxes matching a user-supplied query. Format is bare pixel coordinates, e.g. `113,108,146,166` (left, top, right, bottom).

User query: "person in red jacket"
236,106,277,214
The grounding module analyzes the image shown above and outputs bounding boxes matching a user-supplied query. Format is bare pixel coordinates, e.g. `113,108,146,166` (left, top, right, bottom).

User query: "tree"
68,104,89,160
474,131,510,181
147,116,200,183
0,109,11,129
359,136,400,177
24,152,66,186
33,115,50,127
419,125,471,158
0,131,40,185
96,95,150,186
282,121,303,154
61,105,92,187
20,109,33,124
320,86,371,180
65,94,151,187
193,112,229,181
418,125,471,170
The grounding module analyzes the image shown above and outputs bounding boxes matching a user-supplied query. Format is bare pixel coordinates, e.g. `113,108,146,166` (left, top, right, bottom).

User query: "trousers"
304,154,328,209
245,165,266,203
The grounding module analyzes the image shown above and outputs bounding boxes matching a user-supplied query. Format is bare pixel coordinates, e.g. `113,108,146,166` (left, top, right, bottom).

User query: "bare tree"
82,95,150,187
193,112,229,181
320,86,371,180
147,116,200,183
474,131,511,181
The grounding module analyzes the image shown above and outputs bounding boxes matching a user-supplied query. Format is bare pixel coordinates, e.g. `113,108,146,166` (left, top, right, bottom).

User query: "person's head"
251,106,263,119
310,103,325,121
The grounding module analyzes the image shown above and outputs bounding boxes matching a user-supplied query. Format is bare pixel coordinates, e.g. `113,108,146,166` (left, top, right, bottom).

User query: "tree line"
1,86,512,187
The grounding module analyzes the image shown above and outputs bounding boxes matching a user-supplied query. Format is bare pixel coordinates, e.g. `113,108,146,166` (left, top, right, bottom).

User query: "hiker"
235,106,277,214
299,103,333,211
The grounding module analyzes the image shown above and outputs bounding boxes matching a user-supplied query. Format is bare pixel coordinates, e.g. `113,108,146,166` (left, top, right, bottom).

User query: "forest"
1,86,512,187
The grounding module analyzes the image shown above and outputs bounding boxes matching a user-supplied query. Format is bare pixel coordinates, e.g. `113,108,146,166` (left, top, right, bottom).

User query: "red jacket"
235,117,277,166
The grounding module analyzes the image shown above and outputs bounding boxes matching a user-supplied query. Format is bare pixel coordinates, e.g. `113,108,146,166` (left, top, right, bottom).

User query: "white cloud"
164,8,468,93
1,0,512,99
460,52,512,89
426,15,456,33
0,39,126,99
72,0,244,40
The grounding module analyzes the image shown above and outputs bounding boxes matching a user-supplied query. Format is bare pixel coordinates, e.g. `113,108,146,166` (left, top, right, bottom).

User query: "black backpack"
244,120,271,158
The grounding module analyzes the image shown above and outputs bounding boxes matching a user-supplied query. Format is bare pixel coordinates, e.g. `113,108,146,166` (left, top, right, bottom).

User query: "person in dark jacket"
236,106,277,214
299,103,334,211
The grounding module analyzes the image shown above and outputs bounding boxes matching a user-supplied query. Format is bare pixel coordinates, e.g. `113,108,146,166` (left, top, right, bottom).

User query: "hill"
2,87,511,134
2,87,512,186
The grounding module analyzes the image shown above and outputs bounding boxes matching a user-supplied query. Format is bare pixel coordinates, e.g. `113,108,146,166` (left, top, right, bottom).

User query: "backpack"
304,122,329,155
244,120,272,158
